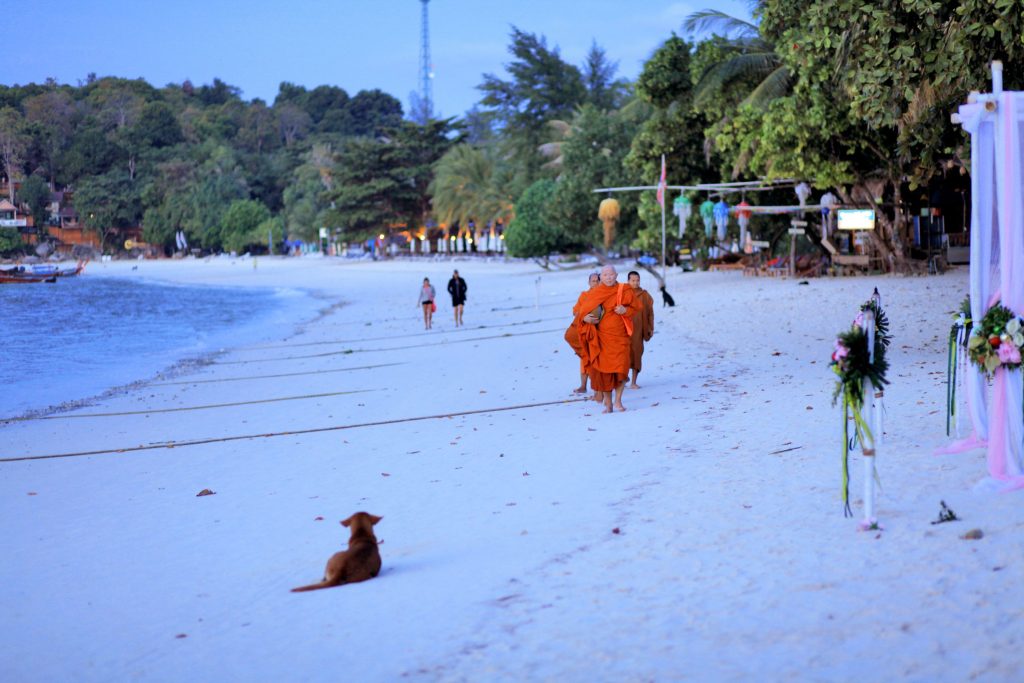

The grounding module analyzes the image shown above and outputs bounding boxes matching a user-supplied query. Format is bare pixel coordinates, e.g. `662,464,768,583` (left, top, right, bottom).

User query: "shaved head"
600,265,618,286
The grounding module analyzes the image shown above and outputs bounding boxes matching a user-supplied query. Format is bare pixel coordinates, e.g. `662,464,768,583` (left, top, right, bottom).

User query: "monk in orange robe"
627,270,655,389
573,265,641,413
565,272,600,394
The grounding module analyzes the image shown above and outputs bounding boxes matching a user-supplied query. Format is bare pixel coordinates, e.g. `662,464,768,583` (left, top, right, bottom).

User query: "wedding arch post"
861,305,879,526
948,61,1024,484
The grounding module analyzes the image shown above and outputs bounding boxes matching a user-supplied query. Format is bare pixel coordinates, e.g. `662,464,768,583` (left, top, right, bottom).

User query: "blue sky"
7,1,753,118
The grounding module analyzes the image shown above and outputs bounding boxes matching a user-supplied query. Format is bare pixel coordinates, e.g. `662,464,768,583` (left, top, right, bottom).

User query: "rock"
960,528,984,540
196,488,215,497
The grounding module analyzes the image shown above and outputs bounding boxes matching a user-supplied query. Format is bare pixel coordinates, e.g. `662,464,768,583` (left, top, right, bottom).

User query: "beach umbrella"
699,199,715,238
598,197,620,251
673,195,691,238
713,199,730,242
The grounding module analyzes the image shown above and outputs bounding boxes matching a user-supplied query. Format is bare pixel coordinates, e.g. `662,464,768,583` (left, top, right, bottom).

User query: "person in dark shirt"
447,270,468,327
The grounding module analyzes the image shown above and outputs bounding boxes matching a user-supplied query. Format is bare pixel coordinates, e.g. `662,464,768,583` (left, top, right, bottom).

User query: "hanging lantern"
795,181,812,207
598,197,621,251
736,200,752,245
819,191,838,237
673,195,692,238
699,199,715,238
713,199,730,241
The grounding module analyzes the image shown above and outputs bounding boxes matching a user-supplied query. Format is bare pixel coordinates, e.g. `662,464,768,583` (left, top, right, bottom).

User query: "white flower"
1008,317,1021,335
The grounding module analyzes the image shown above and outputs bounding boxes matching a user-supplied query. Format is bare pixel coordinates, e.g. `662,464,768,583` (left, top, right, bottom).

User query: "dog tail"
291,581,333,593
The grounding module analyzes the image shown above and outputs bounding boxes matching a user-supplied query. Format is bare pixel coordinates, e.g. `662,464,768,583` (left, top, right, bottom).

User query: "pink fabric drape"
987,93,1024,487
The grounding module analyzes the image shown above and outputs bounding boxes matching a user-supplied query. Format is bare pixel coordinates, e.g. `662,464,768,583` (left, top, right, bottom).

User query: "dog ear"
369,515,383,525
341,516,352,527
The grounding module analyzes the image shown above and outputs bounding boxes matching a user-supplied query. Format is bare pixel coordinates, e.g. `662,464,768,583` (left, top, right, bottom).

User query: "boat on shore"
0,260,87,284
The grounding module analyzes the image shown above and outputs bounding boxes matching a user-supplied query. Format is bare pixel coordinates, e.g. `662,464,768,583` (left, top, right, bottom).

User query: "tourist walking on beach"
573,265,641,413
447,270,468,327
565,272,600,395
417,277,436,329
627,270,655,389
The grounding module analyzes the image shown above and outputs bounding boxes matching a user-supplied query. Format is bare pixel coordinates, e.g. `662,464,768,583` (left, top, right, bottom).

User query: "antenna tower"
418,0,433,121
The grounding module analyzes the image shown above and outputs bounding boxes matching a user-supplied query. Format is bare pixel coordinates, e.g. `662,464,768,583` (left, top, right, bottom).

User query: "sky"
7,0,753,118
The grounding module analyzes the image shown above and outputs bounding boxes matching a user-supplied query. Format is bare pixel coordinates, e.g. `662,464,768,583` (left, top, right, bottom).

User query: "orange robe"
565,293,587,371
629,288,655,372
573,283,641,391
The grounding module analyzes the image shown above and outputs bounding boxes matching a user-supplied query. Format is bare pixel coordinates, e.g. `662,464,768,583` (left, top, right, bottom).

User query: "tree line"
1,2,1022,266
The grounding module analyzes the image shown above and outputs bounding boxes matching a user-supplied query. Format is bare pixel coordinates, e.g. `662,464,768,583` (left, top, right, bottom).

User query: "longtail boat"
0,260,87,284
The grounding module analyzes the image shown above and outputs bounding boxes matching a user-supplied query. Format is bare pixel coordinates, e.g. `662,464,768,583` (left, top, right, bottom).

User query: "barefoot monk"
565,272,600,394
573,265,641,413
627,270,655,389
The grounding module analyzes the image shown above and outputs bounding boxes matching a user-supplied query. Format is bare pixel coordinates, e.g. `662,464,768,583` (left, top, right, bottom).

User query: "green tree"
626,36,715,249
504,179,567,266
430,143,515,234
18,175,51,235
74,170,142,252
479,27,587,195
582,42,630,111
734,0,1024,268
0,227,22,255
22,89,76,187
0,107,28,201
546,104,643,250
219,198,271,253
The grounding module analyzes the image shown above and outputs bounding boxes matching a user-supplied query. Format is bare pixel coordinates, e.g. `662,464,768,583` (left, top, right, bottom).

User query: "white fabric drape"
956,91,1024,483
961,102,995,441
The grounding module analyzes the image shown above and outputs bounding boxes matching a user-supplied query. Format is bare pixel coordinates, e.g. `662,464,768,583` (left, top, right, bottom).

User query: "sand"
2,256,1020,682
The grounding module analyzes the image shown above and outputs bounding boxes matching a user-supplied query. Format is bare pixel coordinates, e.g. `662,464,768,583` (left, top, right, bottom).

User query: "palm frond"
740,66,791,109
694,52,782,106
683,9,759,39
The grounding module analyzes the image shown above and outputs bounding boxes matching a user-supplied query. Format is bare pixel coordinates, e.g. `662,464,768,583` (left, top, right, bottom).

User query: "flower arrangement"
967,302,1023,376
831,297,890,517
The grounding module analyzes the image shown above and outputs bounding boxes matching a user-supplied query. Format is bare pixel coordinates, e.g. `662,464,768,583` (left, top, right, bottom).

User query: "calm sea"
0,275,319,418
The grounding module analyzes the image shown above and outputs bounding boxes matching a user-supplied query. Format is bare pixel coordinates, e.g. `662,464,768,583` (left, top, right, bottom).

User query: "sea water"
0,275,319,418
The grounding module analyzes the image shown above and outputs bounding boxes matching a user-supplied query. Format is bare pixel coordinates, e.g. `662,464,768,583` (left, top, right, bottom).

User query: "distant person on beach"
573,265,641,413
417,277,436,329
447,270,468,327
565,272,600,395
627,271,655,389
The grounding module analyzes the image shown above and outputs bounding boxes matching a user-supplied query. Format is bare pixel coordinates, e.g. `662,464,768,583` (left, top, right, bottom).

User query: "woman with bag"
417,277,437,330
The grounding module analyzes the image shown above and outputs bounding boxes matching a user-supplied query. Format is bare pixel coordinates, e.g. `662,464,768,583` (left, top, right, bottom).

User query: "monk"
627,270,655,389
573,265,641,413
565,272,600,394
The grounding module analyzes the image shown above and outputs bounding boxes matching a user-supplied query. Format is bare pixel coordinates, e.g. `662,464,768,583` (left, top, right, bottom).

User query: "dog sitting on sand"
660,286,675,307
291,512,382,592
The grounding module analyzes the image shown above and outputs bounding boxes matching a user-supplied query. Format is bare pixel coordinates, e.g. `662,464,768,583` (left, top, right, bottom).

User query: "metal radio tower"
418,0,433,121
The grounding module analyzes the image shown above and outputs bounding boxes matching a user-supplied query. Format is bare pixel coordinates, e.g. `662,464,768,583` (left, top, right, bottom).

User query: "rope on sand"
0,398,589,463
3,389,378,422
211,327,565,365
246,317,565,350
149,362,407,387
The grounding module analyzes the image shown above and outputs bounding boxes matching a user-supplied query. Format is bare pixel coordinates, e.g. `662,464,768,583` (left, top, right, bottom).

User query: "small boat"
0,260,87,284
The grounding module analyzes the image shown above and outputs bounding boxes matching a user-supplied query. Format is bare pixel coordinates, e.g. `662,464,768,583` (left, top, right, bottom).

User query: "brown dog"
291,512,382,592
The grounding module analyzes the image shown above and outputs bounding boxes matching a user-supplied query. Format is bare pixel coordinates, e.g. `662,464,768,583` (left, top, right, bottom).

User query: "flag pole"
660,154,667,282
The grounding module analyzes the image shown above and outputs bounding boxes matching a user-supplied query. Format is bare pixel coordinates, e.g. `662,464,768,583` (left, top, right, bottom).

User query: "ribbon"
840,379,875,517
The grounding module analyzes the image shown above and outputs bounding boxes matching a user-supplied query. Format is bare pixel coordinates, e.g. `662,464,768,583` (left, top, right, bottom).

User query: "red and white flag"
655,154,666,206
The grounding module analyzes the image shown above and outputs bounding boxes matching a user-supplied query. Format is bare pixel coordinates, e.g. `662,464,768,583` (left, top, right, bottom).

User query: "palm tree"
429,144,515,239
683,8,790,111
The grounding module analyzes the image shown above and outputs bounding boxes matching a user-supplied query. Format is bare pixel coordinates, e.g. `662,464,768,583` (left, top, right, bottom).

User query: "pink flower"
852,312,865,328
997,342,1021,365
833,340,849,360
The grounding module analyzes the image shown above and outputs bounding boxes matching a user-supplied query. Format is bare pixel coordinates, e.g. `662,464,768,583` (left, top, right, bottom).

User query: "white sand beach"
2,257,1020,682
